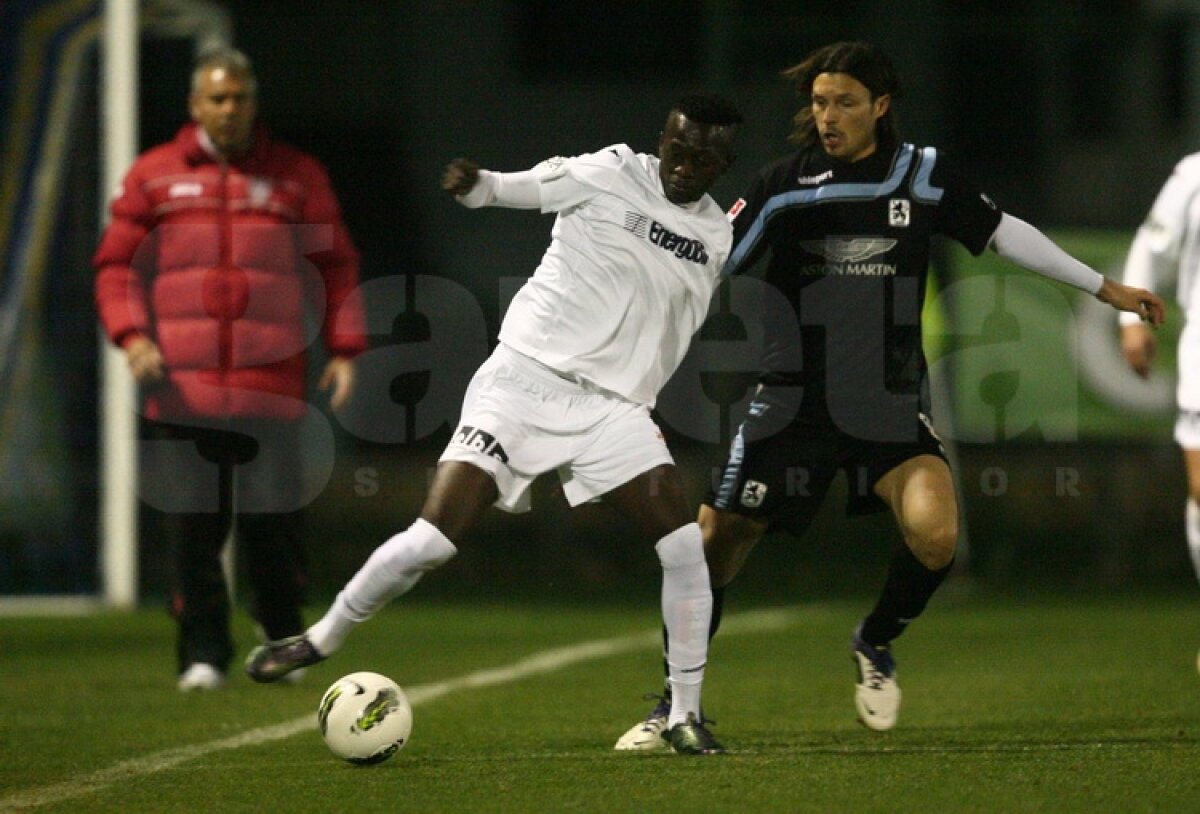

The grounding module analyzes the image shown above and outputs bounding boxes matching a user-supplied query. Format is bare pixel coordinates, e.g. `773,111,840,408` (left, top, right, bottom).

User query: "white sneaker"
852,628,900,731
614,694,671,751
178,662,226,692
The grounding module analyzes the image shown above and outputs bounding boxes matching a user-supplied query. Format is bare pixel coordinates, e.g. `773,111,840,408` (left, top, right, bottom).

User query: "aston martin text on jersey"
798,236,898,276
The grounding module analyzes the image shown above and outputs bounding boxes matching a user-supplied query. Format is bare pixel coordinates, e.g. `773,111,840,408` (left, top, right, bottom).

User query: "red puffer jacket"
94,123,366,421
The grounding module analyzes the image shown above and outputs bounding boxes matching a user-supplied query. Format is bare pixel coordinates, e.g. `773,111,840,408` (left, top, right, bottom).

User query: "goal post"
95,0,232,611
98,0,140,610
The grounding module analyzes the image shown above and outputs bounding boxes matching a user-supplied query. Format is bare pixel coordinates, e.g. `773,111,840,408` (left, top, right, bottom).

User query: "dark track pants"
143,419,308,674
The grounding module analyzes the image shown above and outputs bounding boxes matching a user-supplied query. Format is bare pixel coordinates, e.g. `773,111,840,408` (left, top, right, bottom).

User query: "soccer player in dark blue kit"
616,41,1166,748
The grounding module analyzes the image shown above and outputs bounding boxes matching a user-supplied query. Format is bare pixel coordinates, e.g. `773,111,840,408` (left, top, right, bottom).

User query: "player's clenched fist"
441,158,480,197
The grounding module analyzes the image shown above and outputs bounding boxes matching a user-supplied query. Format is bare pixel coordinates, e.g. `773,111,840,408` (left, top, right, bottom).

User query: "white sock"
1187,499,1200,585
306,519,457,655
656,522,712,727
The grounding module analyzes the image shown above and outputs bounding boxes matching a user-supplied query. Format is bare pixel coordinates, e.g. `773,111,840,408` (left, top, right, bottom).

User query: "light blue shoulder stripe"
723,144,916,276
910,146,944,204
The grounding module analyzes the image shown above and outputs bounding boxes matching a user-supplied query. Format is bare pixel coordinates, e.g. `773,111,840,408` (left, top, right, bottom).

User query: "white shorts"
439,344,674,513
1176,411,1200,449
1177,318,1200,446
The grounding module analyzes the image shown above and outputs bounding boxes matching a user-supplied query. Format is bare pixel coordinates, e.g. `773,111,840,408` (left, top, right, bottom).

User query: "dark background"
128,1,1200,601
6,0,1199,602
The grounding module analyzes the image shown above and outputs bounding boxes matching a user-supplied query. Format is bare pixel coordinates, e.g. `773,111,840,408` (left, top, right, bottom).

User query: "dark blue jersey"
724,142,1002,420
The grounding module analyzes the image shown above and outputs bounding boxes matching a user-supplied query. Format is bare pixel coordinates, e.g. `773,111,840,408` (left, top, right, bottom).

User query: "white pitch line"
0,607,800,812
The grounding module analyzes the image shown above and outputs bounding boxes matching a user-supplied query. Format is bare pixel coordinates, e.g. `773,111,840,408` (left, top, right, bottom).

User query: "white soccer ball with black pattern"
317,671,413,764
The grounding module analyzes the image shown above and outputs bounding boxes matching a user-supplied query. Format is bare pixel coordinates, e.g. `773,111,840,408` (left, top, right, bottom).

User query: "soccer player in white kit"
246,94,743,754
615,41,1166,748
1121,152,1200,671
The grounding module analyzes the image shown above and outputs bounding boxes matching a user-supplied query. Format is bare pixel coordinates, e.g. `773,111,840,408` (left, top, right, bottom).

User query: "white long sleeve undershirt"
455,168,543,209
989,212,1103,295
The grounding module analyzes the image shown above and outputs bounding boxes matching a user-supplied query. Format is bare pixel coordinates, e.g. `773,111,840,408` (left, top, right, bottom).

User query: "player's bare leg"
245,463,494,682
875,455,959,572
700,504,769,589
308,461,496,651
851,454,958,730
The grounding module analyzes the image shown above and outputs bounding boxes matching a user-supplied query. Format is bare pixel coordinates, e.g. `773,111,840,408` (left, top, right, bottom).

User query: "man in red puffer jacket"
94,47,367,692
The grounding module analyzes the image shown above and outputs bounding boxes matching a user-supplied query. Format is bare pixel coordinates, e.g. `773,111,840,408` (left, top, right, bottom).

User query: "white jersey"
496,144,732,406
1122,152,1200,409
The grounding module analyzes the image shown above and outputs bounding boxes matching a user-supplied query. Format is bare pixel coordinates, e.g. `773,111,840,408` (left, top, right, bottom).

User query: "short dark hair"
191,46,258,96
781,41,901,149
672,93,744,128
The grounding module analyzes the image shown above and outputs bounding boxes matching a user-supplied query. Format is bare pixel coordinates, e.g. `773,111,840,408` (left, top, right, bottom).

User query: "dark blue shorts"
704,387,947,536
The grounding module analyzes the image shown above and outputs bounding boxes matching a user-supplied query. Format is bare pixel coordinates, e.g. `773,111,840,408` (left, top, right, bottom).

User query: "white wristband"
455,170,497,209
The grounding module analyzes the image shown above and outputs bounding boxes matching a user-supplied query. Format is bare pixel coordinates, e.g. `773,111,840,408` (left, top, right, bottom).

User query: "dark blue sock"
860,546,953,646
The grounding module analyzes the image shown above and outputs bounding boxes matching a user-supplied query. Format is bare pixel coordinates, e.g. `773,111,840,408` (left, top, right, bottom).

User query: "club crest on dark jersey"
740,480,767,508
889,198,911,227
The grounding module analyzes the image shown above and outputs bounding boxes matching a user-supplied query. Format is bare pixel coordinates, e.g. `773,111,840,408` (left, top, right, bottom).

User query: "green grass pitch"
2,590,1199,812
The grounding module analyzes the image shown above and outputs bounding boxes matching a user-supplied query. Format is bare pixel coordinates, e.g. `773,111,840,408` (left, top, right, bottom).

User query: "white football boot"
614,693,672,751
851,626,901,731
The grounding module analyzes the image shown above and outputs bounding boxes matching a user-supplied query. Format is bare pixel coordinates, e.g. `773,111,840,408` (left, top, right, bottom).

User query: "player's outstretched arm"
989,213,1166,327
441,158,542,210
1095,278,1166,328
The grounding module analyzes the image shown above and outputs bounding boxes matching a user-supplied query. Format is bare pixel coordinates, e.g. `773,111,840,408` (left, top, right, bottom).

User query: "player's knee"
375,519,458,577
701,509,762,587
906,519,958,570
655,523,704,569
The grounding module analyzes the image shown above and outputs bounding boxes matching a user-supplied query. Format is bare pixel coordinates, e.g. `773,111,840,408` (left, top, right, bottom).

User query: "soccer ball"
317,671,413,764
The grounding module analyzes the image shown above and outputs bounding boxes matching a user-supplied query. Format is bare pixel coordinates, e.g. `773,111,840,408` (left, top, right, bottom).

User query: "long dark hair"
781,41,902,150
